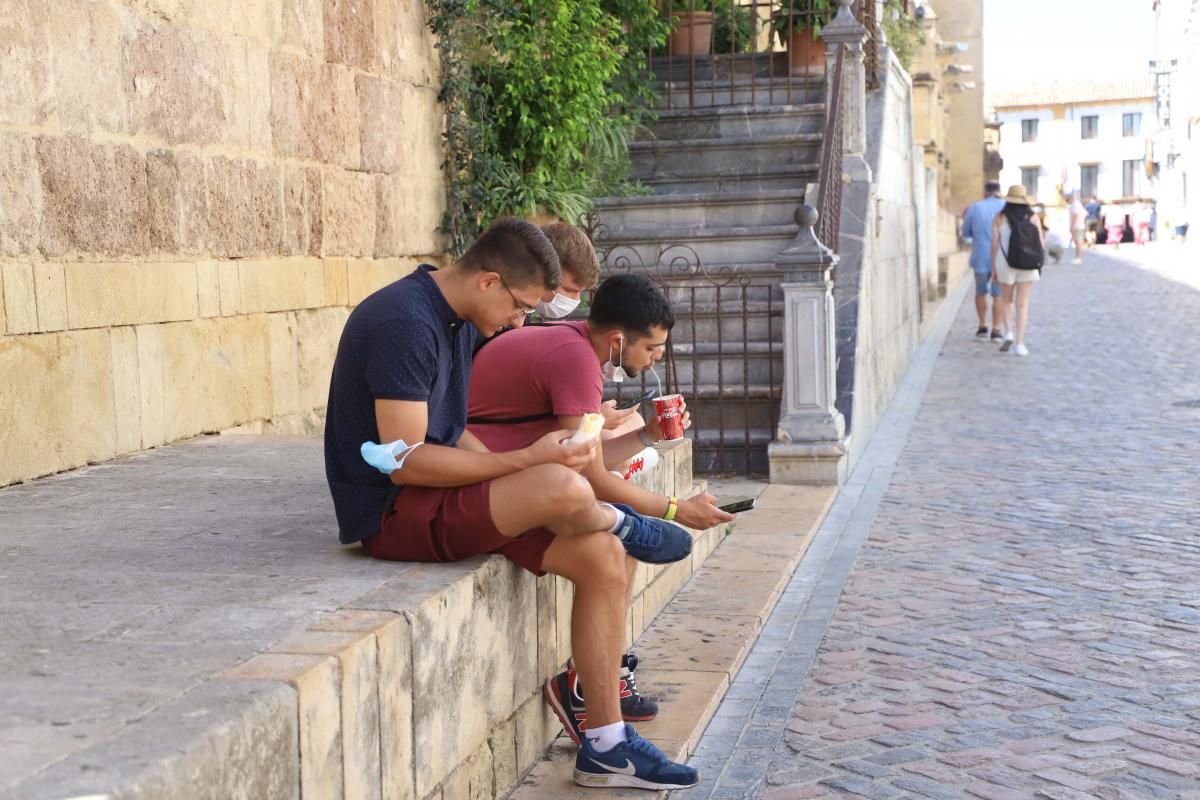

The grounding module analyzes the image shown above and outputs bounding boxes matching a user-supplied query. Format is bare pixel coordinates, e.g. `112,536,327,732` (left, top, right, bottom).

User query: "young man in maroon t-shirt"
468,269,733,752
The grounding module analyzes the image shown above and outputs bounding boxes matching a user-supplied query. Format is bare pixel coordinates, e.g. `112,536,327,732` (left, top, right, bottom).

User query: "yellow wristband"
663,496,678,522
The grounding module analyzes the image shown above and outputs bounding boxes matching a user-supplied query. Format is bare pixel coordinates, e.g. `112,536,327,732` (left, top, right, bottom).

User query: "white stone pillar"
821,0,872,182
768,206,847,484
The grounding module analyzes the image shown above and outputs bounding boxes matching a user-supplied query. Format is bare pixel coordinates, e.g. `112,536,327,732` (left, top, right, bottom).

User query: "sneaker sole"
543,678,583,746
574,770,699,790
621,710,658,722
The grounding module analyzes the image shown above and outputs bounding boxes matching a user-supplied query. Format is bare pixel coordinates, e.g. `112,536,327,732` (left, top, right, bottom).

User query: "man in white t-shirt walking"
1066,193,1087,264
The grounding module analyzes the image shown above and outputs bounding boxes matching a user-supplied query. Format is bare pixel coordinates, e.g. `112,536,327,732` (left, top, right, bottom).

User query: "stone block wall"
0,0,445,487
838,47,922,467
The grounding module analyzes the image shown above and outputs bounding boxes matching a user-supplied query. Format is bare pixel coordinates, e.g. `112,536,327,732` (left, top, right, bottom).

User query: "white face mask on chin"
535,292,580,319
601,338,632,383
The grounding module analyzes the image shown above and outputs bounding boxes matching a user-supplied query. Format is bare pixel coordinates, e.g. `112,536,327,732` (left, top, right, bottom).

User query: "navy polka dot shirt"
324,264,479,544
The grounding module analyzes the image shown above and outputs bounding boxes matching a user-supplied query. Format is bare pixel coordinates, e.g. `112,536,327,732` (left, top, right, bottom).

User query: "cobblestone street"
682,246,1200,799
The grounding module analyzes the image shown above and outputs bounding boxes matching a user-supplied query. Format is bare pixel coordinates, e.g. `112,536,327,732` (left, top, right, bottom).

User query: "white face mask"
534,292,580,319
601,338,632,383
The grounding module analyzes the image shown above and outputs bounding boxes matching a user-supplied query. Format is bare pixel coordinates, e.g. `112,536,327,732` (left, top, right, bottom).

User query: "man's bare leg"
488,464,615,536
541,531,628,728
975,292,988,329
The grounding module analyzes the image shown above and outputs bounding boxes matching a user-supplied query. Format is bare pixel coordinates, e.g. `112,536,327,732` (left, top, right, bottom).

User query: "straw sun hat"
1004,185,1030,204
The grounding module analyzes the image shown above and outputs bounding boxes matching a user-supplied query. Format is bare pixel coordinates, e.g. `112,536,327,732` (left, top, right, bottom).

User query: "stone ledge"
0,434,739,800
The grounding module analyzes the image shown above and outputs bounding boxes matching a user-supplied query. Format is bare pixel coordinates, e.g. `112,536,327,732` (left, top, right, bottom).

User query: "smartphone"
718,497,756,514
615,388,658,410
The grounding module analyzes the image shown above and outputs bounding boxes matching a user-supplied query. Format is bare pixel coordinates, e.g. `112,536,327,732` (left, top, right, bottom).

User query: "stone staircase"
593,67,829,475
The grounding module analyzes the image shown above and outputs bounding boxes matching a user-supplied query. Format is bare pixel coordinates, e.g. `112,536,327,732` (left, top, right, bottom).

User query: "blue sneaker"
611,503,692,564
574,724,699,790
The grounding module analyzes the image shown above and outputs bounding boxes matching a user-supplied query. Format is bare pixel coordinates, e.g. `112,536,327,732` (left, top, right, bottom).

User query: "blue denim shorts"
974,271,1001,297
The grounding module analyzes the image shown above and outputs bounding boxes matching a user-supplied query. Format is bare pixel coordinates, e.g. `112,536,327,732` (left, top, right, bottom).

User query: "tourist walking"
1066,193,1087,263
990,185,1045,357
961,180,1006,343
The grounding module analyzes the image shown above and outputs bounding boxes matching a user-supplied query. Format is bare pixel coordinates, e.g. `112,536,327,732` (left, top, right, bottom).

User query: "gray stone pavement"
677,246,1200,799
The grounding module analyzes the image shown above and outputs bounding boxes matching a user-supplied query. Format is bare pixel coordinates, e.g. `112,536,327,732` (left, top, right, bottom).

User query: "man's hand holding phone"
673,492,735,529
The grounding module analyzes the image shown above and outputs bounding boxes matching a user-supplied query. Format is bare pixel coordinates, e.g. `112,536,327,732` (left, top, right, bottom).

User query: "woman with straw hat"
989,185,1044,357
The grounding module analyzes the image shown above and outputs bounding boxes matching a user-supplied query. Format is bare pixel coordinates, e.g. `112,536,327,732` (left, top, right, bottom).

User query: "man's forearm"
602,428,652,470
390,443,528,488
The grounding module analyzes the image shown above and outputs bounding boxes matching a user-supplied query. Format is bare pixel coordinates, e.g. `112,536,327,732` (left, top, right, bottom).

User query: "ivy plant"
427,0,668,256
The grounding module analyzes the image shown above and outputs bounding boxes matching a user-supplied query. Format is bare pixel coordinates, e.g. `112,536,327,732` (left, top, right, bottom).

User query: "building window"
1021,167,1039,198
1123,112,1142,137
1081,115,1099,139
1021,119,1038,142
1122,159,1141,196
1080,164,1099,199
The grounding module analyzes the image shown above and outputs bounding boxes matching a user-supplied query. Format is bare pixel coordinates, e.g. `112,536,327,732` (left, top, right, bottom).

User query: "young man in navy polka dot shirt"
324,218,700,790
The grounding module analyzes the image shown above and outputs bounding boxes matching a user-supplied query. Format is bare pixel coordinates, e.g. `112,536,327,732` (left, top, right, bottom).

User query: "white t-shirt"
1068,200,1087,232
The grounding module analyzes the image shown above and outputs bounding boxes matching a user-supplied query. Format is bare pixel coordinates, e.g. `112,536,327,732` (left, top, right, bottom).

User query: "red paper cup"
653,394,685,441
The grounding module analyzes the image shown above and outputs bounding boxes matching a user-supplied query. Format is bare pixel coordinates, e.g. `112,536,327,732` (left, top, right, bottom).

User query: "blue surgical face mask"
601,338,631,383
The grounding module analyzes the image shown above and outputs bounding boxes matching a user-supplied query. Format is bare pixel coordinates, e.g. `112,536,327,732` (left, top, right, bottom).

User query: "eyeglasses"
499,277,538,320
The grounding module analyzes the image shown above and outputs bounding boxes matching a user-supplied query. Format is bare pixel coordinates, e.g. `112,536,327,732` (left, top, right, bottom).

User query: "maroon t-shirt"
467,322,602,454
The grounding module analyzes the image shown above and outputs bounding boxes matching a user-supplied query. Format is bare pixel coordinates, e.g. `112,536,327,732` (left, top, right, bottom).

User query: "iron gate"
586,216,783,476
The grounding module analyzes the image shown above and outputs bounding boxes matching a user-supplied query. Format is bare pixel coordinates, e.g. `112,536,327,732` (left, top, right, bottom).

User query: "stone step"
638,163,817,194
648,52,795,84
689,428,777,475
672,350,784,389
650,102,826,140
629,133,823,179
594,188,808,231
506,483,837,799
684,389,781,433
593,223,799,266
656,76,826,109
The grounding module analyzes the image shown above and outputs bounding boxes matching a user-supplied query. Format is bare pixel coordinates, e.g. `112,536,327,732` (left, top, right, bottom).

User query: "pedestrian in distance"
961,180,1007,344
1085,196,1102,245
323,217,700,791
1065,192,1087,264
990,185,1045,357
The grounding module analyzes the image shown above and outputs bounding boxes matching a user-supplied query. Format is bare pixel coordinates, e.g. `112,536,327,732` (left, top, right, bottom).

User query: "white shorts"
995,256,1040,285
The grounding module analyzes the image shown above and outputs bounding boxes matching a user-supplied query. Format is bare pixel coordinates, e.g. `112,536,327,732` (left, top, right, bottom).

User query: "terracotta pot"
787,27,826,75
668,11,714,56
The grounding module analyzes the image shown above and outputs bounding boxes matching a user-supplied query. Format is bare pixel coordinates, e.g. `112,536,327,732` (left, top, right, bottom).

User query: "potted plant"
667,0,715,56
770,0,838,75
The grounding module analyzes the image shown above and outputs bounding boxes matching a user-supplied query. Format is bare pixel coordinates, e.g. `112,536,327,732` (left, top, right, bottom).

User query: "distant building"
991,81,1156,205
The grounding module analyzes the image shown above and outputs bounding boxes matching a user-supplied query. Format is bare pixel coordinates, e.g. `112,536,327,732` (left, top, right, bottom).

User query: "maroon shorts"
363,481,556,576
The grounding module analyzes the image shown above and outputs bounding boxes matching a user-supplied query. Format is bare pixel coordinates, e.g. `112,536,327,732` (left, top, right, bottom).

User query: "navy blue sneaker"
574,723,699,790
611,503,692,564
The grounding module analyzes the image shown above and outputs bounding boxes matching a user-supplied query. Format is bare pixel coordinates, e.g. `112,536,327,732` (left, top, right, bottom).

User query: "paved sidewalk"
681,248,1200,799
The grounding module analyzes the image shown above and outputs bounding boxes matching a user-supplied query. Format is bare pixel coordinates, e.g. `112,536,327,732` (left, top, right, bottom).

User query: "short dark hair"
589,274,675,337
985,180,1002,193
459,217,561,290
541,222,600,289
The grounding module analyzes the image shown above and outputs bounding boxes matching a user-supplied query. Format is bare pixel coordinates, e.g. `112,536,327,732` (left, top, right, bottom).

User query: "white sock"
587,721,627,753
603,504,626,533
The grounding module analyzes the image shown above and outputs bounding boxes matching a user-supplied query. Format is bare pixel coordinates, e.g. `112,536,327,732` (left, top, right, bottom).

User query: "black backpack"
1000,206,1045,270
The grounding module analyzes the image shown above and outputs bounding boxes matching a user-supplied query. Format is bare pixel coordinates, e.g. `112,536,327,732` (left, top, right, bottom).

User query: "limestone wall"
838,47,923,468
0,0,445,488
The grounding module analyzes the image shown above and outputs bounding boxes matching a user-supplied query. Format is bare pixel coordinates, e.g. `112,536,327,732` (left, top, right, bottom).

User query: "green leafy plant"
769,0,838,46
880,0,924,70
714,2,755,54
428,0,668,255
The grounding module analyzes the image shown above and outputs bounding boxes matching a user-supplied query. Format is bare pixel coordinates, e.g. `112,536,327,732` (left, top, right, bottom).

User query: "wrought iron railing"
857,0,880,91
651,0,834,109
816,42,845,252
